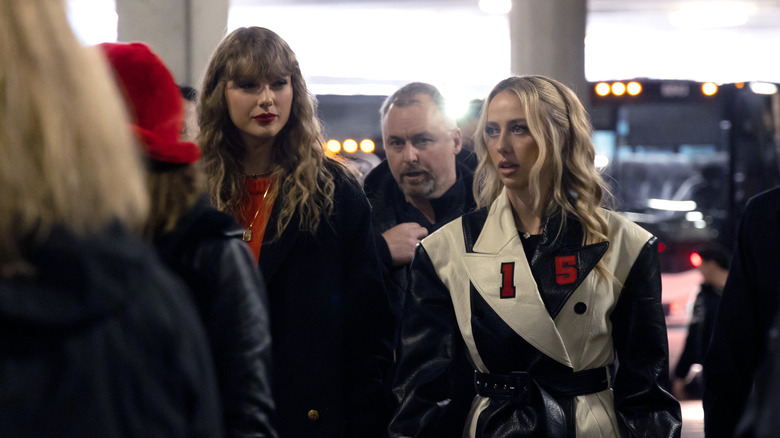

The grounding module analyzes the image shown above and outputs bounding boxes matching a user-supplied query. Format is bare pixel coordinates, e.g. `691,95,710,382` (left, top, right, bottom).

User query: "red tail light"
690,252,703,268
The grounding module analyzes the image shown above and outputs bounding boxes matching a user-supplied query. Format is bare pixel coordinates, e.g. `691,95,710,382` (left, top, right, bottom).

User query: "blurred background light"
359,139,375,153
342,139,358,153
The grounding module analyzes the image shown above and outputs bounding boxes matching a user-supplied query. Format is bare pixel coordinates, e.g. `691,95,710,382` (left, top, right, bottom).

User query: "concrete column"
509,0,588,102
116,0,228,87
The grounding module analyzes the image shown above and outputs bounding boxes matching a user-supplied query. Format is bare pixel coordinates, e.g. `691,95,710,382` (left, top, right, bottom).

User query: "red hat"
98,42,199,164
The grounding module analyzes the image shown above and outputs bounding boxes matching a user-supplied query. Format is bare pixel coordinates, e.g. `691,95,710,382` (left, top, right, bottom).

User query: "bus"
588,79,780,333
589,79,780,271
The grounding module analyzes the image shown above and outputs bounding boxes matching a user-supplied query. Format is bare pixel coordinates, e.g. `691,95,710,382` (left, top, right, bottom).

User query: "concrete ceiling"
231,0,780,22
226,1,780,85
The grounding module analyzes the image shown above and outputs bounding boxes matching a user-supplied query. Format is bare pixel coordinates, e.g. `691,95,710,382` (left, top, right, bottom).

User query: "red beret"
98,42,199,164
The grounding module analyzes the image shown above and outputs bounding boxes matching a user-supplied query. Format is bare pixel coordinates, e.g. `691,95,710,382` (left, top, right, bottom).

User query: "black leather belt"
474,366,610,402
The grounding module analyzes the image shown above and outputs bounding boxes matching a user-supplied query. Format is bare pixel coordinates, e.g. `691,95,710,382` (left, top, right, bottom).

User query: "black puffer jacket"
0,224,222,437
154,197,277,438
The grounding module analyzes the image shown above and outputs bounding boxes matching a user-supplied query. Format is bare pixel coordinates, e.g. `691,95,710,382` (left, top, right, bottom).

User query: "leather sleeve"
610,239,682,438
387,244,469,438
195,238,278,438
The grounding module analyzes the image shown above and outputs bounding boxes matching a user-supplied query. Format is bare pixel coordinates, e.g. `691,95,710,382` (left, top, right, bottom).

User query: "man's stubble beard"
400,176,437,200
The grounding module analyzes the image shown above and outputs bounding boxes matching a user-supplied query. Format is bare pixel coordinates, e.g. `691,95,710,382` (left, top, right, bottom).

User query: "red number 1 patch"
555,255,577,285
500,262,516,298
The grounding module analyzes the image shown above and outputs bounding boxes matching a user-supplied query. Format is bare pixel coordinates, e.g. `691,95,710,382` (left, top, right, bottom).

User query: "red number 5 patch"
555,256,577,285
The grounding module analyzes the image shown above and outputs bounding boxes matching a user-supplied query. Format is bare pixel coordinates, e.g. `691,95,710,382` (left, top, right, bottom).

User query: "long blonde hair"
0,0,148,275
199,27,342,238
474,75,612,247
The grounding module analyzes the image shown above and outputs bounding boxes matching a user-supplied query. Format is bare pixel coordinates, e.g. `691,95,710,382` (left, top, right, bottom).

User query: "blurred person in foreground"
704,186,780,437
99,42,277,438
0,1,221,436
198,26,393,437
387,75,681,437
672,244,730,400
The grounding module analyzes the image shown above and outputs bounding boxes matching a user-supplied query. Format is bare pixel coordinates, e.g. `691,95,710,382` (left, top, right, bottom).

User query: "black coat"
0,224,222,437
704,186,780,437
259,161,394,438
154,197,276,438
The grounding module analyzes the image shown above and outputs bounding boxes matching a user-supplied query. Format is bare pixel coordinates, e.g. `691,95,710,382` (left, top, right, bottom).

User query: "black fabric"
0,224,222,437
259,160,394,438
704,186,780,438
154,196,277,438
736,284,780,438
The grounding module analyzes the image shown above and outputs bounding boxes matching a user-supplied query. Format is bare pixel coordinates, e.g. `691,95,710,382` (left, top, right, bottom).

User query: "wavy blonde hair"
0,0,148,275
199,27,341,238
474,75,612,248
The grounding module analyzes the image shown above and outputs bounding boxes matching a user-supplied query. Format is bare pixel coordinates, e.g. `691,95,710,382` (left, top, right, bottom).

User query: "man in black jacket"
364,82,477,436
704,187,780,437
364,82,477,321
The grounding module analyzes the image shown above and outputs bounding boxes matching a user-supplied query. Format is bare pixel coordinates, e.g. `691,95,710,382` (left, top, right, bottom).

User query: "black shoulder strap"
461,208,489,253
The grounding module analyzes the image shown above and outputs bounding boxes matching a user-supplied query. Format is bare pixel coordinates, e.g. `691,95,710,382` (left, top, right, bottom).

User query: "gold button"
307,410,320,421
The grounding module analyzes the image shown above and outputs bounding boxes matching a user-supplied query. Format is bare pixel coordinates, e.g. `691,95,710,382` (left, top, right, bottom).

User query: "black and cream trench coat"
388,190,682,438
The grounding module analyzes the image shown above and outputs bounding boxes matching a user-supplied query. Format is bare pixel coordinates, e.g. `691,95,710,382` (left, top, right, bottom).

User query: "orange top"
240,177,276,262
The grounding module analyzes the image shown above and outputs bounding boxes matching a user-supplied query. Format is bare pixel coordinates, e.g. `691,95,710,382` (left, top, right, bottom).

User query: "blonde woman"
388,76,682,437
199,26,393,438
0,0,220,436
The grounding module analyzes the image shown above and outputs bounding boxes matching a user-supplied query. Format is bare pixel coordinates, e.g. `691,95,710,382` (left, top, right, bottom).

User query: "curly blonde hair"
198,27,341,238
0,0,148,275
473,75,613,248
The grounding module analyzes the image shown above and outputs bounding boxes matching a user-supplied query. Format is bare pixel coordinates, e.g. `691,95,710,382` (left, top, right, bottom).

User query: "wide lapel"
463,190,572,367
259,186,301,284
530,214,609,319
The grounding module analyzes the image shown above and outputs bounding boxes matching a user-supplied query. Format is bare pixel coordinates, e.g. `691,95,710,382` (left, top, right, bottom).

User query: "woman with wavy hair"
0,0,220,436
388,75,682,437
198,26,393,438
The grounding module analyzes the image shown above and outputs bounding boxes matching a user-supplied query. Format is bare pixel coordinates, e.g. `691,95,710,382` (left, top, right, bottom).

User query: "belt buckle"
509,371,532,404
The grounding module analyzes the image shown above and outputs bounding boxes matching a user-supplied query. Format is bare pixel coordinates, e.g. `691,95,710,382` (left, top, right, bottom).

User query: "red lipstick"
253,113,277,124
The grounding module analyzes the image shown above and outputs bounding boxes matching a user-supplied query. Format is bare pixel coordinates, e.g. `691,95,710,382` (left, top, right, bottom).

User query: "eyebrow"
486,118,527,126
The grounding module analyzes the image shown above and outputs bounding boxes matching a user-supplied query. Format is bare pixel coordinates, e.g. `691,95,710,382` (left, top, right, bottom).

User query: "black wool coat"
259,161,394,438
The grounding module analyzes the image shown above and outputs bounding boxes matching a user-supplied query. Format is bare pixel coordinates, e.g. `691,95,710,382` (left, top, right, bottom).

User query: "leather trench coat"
388,190,681,437
154,197,276,438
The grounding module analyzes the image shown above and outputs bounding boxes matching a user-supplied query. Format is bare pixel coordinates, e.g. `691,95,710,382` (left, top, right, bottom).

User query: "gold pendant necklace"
242,181,272,242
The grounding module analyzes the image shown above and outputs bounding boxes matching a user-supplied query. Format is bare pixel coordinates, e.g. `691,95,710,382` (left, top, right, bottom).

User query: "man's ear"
451,127,463,154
